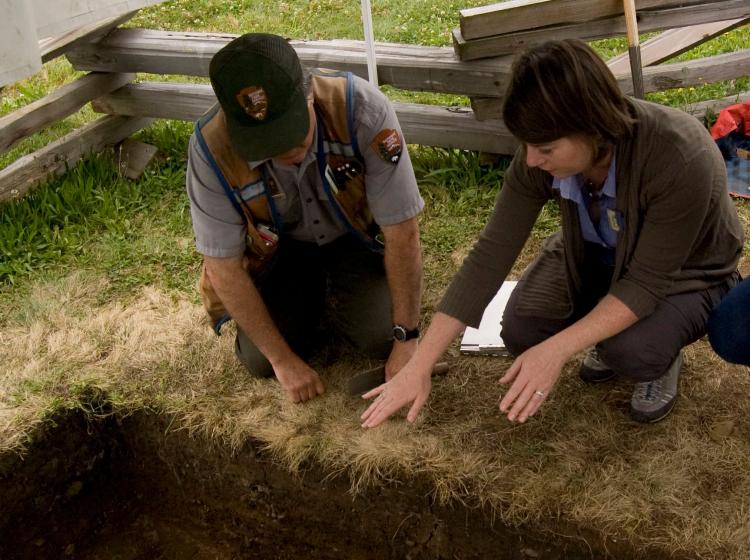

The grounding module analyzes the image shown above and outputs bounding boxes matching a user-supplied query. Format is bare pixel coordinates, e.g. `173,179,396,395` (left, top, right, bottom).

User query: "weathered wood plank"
92,81,215,121
459,0,678,41
454,0,750,60
472,48,750,119
616,48,750,95
473,90,750,124
606,18,748,74
685,91,750,118
470,97,504,122
0,115,152,202
92,81,519,154
39,11,137,63
115,138,159,180
396,105,518,154
0,72,134,155
67,29,513,98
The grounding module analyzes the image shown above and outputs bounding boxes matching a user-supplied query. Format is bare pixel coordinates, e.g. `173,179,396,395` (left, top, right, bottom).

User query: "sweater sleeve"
437,152,550,327
609,147,716,318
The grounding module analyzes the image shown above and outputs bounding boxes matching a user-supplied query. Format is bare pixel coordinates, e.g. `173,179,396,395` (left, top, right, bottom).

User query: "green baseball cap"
209,33,310,161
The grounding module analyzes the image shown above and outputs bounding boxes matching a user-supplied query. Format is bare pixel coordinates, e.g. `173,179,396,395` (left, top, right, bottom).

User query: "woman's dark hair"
502,39,636,148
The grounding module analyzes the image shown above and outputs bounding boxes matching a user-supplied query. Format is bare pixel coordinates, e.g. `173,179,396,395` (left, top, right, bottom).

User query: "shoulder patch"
371,128,402,164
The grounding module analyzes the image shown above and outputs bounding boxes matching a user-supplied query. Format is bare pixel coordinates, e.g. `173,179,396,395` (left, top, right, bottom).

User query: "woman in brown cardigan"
361,39,743,428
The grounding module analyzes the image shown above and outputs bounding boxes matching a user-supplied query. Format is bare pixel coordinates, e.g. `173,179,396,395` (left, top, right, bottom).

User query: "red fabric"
710,101,750,140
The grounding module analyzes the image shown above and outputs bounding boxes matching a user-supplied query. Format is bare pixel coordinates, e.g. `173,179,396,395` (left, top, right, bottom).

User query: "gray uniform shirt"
186,75,424,258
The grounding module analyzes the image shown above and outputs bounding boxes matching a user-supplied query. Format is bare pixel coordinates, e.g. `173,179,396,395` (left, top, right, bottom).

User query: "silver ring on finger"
534,390,546,398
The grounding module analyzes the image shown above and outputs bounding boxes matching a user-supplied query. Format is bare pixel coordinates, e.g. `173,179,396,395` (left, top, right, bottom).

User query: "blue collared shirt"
552,154,619,249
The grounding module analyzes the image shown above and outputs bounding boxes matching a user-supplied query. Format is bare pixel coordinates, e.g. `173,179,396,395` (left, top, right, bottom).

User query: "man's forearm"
382,218,423,328
204,255,293,366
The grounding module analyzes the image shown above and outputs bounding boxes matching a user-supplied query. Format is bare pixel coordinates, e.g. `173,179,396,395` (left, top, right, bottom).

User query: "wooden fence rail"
0,115,152,202
66,29,514,98
454,0,750,60
90,82,519,155
605,18,747,75
459,0,711,41
0,72,133,155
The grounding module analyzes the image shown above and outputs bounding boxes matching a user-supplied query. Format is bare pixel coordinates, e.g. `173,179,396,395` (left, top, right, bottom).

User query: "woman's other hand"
498,340,566,423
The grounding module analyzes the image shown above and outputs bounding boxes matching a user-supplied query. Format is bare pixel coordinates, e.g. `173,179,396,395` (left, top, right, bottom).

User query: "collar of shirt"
247,122,319,171
551,153,617,201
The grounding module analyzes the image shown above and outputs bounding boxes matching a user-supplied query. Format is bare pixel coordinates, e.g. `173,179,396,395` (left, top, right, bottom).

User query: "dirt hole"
0,410,618,559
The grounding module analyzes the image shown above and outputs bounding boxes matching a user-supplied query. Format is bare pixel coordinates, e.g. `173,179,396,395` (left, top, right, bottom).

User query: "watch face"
393,325,407,342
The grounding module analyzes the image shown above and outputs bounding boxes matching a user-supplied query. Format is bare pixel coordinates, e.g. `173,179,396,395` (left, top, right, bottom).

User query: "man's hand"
498,340,566,423
385,340,417,381
360,358,432,428
271,355,325,403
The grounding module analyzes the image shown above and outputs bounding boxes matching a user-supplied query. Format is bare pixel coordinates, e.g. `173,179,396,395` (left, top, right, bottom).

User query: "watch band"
393,324,420,342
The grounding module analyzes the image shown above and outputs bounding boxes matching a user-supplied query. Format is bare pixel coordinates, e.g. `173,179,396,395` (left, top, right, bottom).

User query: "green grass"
0,120,198,310
1,2,746,310
131,0,488,45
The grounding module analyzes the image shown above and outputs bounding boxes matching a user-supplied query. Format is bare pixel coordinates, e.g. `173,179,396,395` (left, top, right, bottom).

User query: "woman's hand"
360,359,432,428
498,340,567,423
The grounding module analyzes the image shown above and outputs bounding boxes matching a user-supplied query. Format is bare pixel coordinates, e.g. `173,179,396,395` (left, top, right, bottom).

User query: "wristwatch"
392,324,420,342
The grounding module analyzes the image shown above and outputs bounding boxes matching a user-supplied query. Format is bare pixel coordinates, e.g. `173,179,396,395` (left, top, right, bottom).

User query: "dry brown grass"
1,276,749,559
3,208,750,559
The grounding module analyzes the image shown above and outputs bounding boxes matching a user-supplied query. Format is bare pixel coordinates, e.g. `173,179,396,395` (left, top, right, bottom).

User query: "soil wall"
0,411,651,559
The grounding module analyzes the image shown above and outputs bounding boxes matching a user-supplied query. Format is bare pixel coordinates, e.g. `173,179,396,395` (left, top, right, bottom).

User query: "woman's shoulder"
631,99,708,139
629,99,714,160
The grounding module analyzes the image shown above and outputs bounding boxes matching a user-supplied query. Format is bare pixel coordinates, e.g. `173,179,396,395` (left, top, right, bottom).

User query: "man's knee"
346,320,392,359
235,332,275,378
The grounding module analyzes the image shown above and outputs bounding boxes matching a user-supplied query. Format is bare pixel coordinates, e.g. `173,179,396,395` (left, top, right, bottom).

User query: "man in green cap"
186,33,424,403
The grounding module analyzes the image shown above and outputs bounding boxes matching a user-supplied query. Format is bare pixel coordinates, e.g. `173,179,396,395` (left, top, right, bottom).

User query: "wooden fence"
1,0,749,202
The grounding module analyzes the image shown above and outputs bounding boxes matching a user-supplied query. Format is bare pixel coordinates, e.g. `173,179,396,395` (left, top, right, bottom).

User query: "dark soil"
0,409,656,560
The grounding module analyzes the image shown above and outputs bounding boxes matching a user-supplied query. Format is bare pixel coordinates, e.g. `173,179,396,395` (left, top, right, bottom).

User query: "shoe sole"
629,398,677,424
579,368,617,384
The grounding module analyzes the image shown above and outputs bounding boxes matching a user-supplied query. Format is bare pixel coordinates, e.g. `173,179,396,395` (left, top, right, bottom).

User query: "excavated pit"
0,409,639,559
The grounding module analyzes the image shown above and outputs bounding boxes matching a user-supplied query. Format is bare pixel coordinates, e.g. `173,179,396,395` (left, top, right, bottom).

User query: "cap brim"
226,92,310,161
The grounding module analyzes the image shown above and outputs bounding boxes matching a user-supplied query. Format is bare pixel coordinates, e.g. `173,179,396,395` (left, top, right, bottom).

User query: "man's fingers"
315,377,325,396
305,384,316,402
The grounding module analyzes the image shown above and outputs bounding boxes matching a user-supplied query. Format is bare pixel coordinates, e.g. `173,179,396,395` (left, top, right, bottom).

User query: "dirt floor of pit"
0,410,656,560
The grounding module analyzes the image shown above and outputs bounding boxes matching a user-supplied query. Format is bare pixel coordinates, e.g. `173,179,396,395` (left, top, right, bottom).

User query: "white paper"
459,281,517,355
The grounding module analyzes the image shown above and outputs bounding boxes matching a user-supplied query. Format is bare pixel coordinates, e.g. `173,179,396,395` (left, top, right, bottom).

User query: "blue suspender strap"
345,72,362,160
193,119,242,336
194,120,245,220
